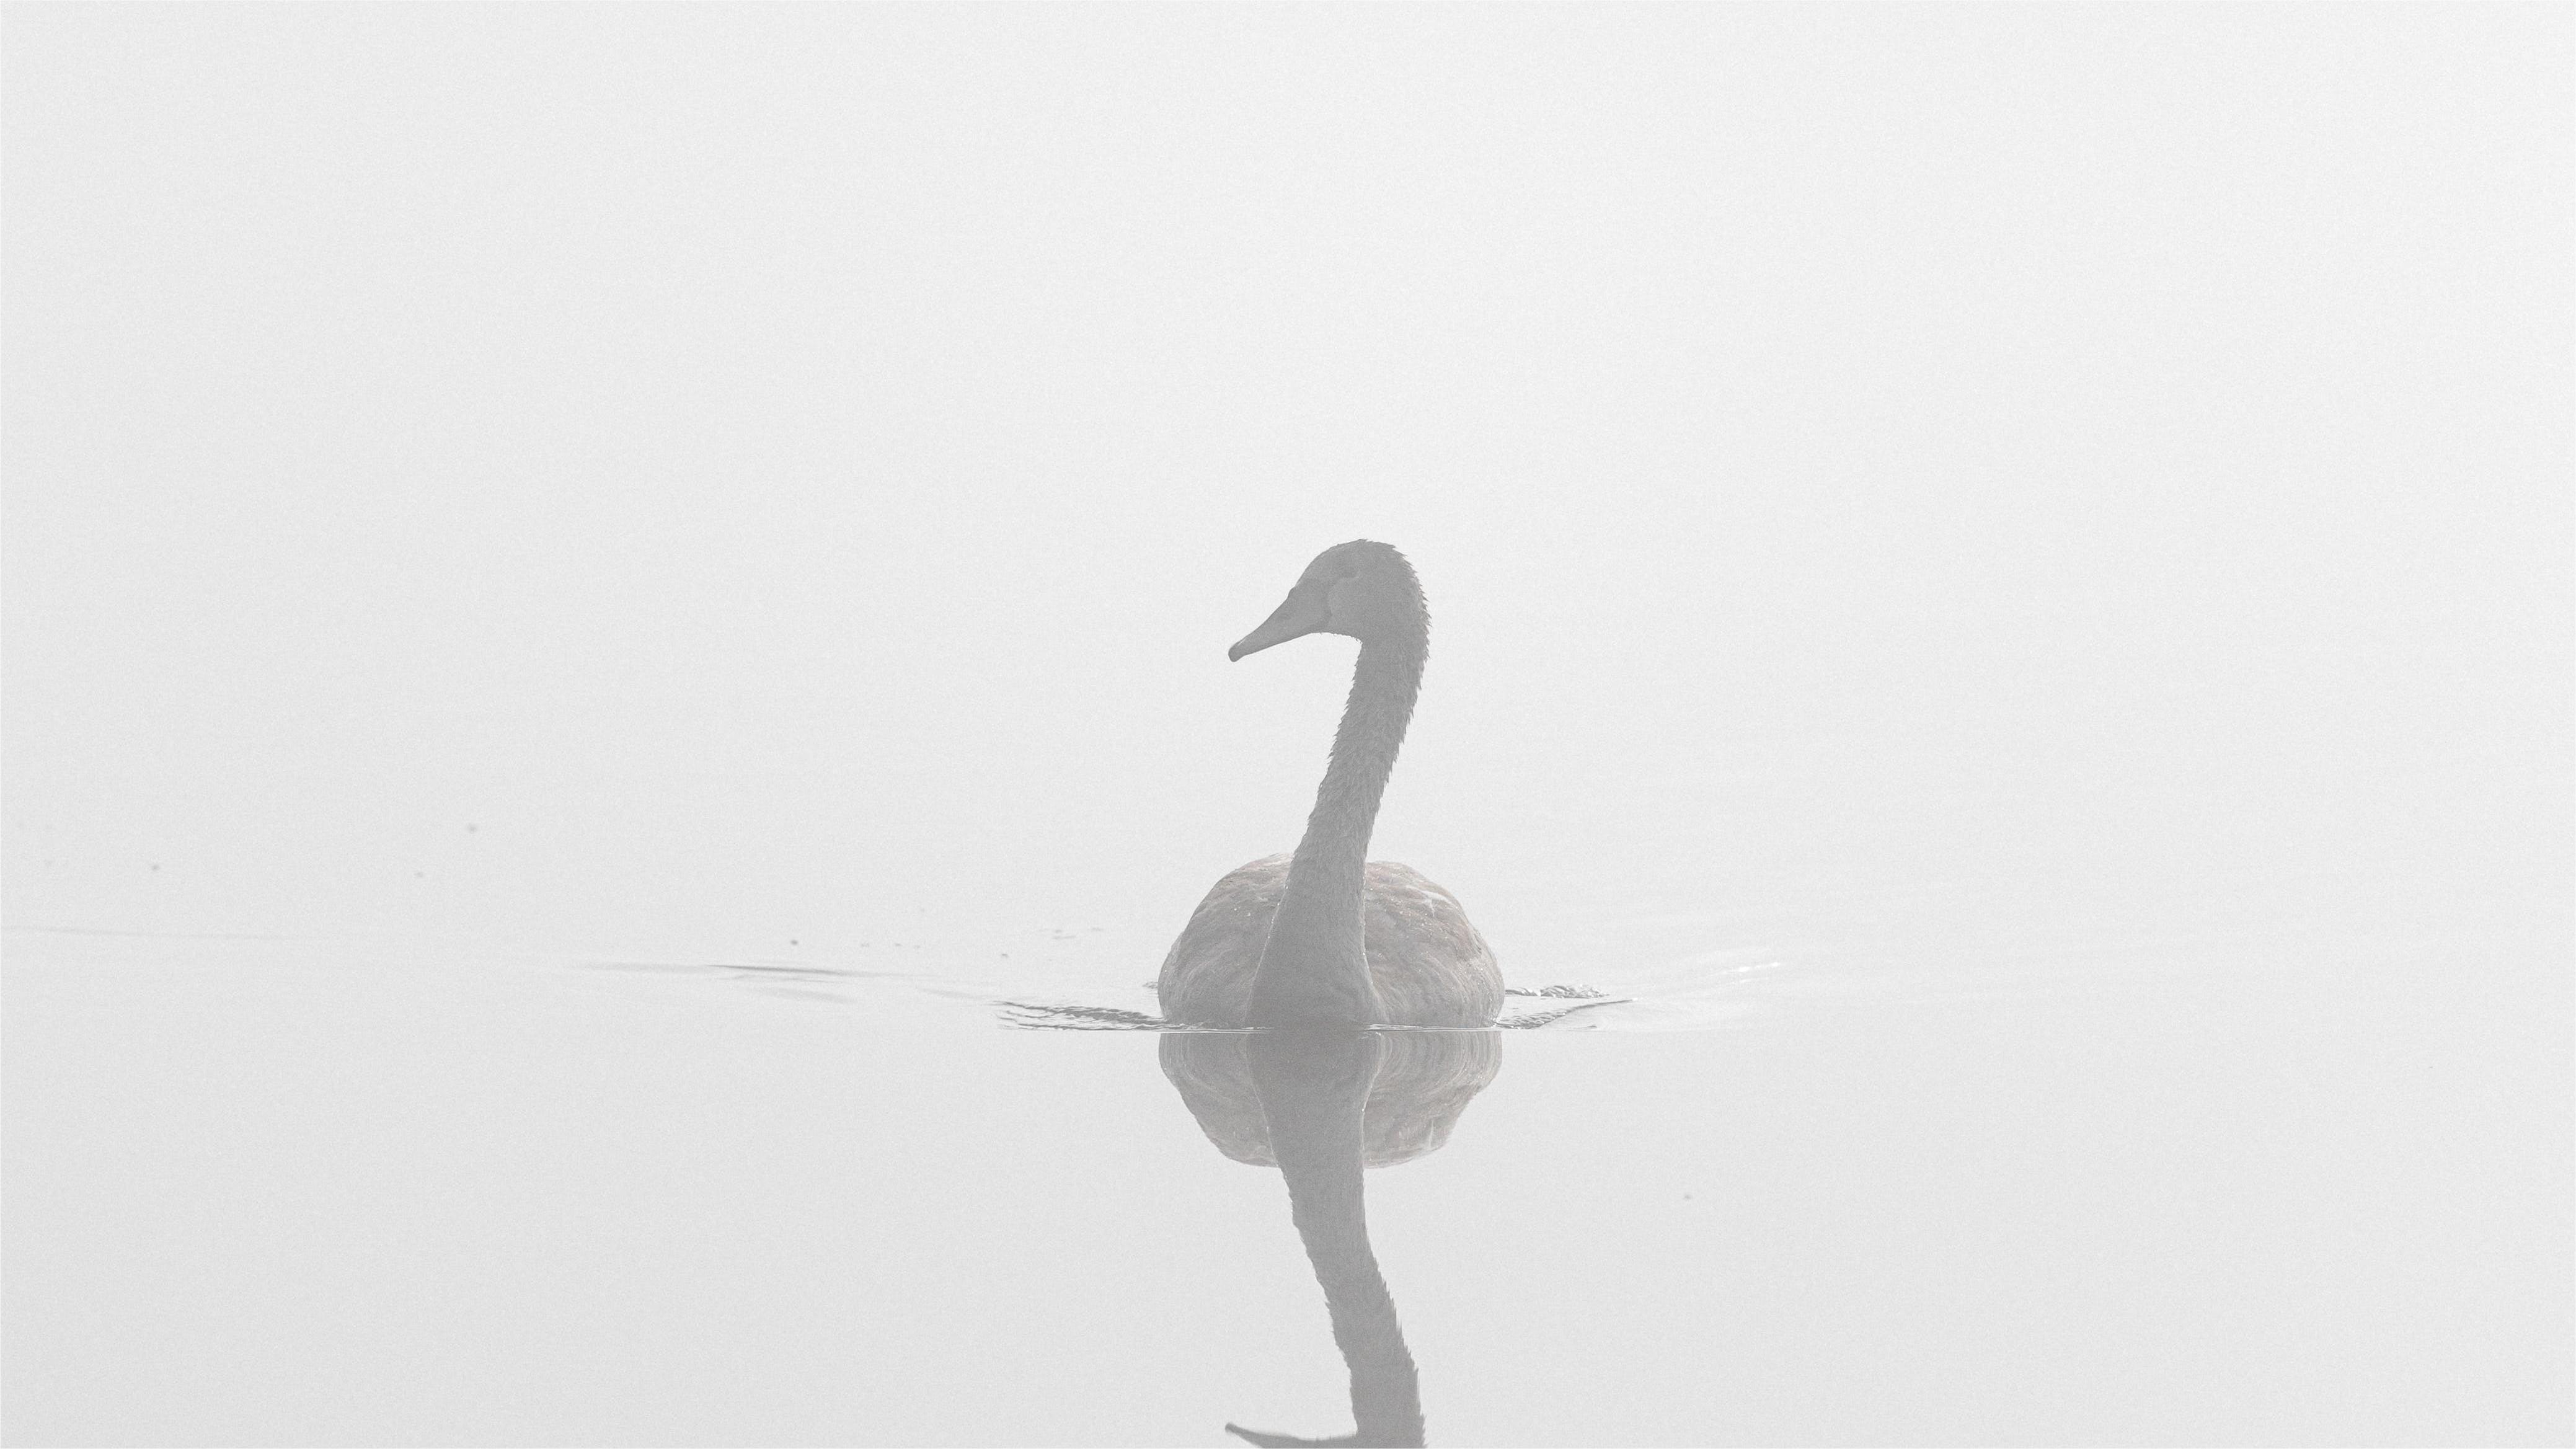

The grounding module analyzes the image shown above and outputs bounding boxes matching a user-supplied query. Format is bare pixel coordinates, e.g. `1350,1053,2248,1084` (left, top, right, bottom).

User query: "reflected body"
1163,1028,1502,1447
1159,543,1505,1029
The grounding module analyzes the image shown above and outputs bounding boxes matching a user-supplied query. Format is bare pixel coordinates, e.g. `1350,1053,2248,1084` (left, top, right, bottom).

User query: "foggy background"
6,6,2569,1446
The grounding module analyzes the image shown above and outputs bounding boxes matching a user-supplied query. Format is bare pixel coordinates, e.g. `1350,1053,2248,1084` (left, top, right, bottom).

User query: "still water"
6,737,2563,1446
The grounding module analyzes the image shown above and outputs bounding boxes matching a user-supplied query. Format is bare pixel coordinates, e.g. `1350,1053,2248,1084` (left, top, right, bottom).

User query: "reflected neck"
1249,1032,1425,1449
1249,635,1424,1028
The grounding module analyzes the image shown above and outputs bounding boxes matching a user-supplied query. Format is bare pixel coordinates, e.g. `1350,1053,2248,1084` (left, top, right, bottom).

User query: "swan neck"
1250,636,1423,1027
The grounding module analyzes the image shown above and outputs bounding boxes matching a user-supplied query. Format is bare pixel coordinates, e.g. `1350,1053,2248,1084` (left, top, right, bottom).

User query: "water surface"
7,791,2561,1447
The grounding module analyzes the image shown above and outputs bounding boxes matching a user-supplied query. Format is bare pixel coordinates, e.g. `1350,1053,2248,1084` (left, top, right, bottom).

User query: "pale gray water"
6,7,2570,1445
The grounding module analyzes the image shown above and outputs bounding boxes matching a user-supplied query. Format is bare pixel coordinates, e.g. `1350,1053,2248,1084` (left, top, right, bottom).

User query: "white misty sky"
4,6,2565,951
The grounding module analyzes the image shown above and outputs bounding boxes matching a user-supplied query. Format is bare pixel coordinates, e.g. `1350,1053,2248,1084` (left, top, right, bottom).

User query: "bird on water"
1157,541,1506,1030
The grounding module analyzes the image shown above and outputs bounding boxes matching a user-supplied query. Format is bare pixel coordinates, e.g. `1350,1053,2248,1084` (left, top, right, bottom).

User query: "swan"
1157,541,1506,1029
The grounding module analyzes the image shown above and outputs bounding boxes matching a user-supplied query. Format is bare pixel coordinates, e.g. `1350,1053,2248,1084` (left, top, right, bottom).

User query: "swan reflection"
1163,1027,1500,1448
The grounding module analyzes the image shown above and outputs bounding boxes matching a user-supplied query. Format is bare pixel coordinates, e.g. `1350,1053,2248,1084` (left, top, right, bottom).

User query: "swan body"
1156,541,1505,1030
1160,854,1504,1030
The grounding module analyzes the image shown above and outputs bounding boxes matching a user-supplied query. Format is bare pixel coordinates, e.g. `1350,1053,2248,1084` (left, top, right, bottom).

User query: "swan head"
1228,540,1426,661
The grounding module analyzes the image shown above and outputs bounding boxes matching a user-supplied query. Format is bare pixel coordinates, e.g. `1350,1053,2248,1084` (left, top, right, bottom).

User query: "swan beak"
1229,589,1329,661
